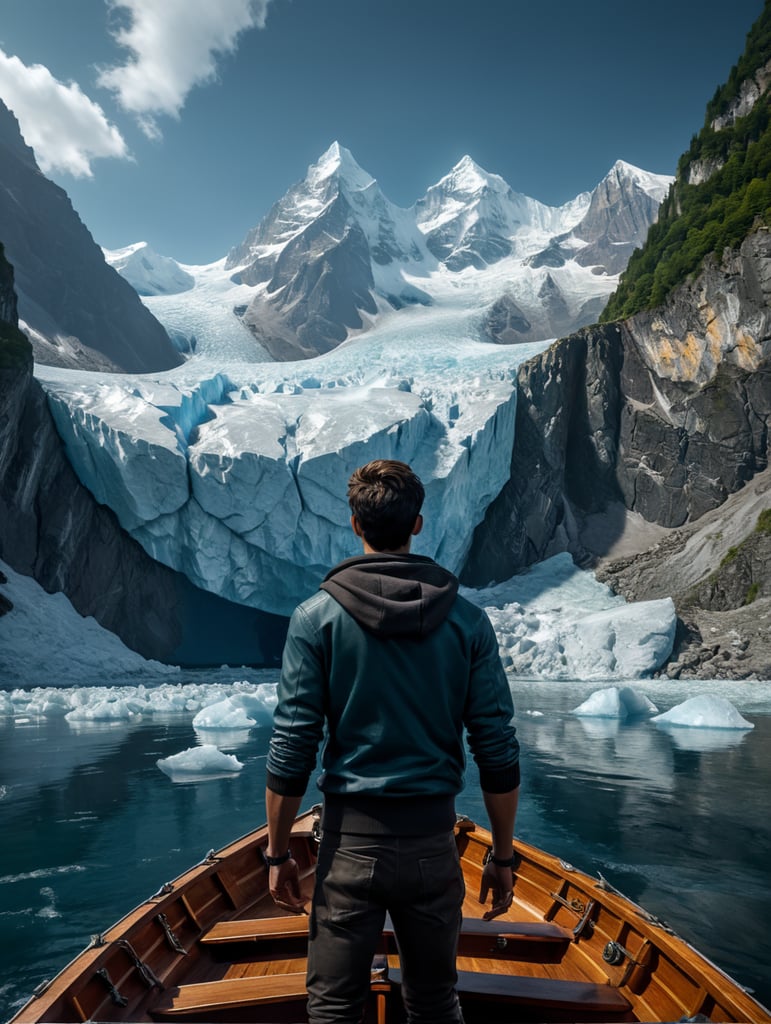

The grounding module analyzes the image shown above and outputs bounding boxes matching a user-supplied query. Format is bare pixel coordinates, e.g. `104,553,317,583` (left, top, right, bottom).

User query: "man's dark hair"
348,460,425,551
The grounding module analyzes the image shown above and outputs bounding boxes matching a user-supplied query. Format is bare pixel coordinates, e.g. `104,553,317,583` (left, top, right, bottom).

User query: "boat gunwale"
9,810,771,1024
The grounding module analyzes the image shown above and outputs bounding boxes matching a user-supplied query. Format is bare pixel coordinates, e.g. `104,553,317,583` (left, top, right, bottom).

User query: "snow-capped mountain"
528,160,673,275
102,242,194,297
109,143,672,361
222,143,430,359
414,155,584,270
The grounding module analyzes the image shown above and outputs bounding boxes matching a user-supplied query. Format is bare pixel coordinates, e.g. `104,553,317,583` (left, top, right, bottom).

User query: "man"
265,459,520,1024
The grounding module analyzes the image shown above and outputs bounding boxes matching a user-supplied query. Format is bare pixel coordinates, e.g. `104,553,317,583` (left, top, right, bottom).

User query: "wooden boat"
10,807,770,1024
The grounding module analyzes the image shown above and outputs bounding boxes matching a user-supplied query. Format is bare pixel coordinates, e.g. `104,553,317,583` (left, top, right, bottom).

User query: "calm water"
1,675,771,1021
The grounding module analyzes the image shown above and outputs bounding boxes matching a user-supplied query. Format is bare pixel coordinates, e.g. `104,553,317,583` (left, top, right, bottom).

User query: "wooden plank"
388,967,632,1012
201,913,570,947
151,974,308,1017
201,915,309,945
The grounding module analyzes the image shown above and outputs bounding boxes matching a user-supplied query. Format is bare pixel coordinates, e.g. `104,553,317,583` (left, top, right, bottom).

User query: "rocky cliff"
462,229,771,677
0,249,285,665
0,100,181,373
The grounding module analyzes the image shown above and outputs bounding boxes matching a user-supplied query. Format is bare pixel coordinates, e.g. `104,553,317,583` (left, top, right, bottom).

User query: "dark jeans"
307,829,465,1024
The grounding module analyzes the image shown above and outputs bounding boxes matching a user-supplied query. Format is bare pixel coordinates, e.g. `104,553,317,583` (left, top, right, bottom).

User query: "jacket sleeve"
464,611,520,793
265,604,326,797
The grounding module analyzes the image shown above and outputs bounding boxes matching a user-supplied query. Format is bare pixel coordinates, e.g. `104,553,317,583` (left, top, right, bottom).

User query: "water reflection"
654,724,751,752
192,727,254,749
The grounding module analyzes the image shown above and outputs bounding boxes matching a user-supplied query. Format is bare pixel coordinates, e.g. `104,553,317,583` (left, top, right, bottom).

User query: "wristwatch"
263,849,292,866
489,852,517,868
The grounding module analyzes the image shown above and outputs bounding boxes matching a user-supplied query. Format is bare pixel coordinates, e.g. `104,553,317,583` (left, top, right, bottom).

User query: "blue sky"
0,0,765,264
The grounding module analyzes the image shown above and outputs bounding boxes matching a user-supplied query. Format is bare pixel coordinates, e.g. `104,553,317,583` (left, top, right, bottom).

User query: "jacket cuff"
479,762,520,794
266,770,309,797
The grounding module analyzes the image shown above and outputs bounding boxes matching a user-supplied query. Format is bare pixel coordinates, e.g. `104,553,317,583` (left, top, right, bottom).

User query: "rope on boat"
150,881,175,900
637,908,677,935
94,967,128,1007
118,939,165,990
155,913,188,955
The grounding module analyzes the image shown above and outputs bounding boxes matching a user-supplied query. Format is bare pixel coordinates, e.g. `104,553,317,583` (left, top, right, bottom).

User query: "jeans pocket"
316,846,377,926
417,837,465,906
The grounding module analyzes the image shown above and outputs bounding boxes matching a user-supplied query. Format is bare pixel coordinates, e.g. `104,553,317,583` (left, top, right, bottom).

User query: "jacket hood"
320,554,459,637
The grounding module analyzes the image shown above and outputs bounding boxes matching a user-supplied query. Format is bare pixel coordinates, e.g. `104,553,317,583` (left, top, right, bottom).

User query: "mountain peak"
438,155,510,197
307,141,375,191
605,159,673,200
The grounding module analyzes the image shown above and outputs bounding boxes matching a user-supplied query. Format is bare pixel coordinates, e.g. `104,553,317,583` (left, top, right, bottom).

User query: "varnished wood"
152,974,308,1017
389,966,633,1011
9,810,771,1024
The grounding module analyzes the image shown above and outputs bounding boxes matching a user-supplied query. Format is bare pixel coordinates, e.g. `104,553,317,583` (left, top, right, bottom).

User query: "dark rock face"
463,239,771,585
462,323,626,582
230,186,381,361
0,100,181,373
0,255,285,665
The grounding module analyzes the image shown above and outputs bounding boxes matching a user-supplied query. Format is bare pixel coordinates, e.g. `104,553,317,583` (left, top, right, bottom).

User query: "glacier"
39,307,543,616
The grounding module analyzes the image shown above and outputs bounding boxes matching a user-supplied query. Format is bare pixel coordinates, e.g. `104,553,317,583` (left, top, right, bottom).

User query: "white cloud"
98,0,272,138
0,49,130,178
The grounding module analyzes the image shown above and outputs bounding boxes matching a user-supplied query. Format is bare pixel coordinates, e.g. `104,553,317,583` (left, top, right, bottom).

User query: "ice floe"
651,695,754,730
156,744,244,778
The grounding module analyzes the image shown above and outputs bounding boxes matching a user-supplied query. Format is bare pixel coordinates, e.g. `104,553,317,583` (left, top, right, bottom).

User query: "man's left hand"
478,860,513,921
269,859,307,914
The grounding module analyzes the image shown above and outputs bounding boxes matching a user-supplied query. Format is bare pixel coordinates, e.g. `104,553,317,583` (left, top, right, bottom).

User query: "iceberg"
572,686,659,718
156,744,243,778
192,698,257,730
652,696,754,730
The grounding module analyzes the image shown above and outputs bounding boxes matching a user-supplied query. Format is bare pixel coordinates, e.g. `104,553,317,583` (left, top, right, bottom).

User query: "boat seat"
200,915,309,945
152,974,308,1017
389,967,632,1014
151,967,632,1020
200,913,571,947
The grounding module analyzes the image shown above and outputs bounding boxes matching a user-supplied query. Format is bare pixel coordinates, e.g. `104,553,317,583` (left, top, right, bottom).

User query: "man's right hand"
269,859,307,914
478,860,513,921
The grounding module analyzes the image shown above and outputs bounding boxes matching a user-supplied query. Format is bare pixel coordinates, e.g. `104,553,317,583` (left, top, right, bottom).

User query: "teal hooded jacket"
266,553,520,826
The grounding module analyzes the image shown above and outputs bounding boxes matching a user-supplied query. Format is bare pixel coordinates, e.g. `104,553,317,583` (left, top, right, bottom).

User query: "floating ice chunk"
229,691,276,726
65,699,140,722
156,744,243,777
0,692,14,716
192,697,256,730
651,696,754,730
572,687,625,718
572,685,658,719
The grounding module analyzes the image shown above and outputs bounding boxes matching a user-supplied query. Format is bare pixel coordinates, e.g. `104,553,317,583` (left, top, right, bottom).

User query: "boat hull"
10,810,770,1024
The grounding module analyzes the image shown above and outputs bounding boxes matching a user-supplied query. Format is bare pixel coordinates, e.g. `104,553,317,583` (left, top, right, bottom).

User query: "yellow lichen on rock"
734,329,760,370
